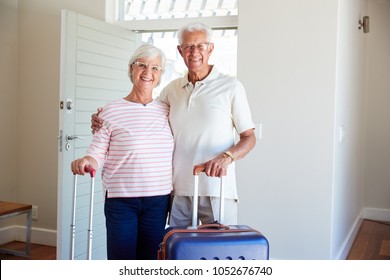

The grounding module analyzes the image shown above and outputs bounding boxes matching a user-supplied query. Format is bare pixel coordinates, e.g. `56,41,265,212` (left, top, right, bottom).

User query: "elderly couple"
71,22,256,260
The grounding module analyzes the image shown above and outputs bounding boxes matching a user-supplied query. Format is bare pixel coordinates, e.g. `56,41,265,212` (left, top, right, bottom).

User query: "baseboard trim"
362,207,390,222
0,225,56,247
334,211,364,260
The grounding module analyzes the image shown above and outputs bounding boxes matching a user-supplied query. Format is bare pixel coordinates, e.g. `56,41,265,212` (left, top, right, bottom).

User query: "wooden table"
0,201,32,257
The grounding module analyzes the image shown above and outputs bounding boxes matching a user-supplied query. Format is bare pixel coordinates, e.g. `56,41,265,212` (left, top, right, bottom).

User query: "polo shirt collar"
180,65,219,88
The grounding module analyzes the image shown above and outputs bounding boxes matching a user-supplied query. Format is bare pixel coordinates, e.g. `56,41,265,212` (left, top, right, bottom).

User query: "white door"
57,10,139,260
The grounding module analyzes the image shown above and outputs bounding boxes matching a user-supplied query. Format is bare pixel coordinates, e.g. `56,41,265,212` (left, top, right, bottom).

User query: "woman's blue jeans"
104,194,169,260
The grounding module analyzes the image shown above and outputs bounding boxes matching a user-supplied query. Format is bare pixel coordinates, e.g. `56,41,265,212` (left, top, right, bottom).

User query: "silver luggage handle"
190,165,226,229
70,166,96,260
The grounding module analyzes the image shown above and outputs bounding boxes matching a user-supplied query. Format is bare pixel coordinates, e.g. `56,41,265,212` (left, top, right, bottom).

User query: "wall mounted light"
358,16,369,33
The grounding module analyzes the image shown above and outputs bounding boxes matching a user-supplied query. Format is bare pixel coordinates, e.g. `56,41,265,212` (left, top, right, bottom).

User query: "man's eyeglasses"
132,61,163,72
180,43,211,52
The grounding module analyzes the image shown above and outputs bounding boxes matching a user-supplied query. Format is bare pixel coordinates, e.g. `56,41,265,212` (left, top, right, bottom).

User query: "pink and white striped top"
87,99,174,198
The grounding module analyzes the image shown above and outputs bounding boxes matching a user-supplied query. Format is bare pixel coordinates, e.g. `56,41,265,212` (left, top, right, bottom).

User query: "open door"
58,10,139,259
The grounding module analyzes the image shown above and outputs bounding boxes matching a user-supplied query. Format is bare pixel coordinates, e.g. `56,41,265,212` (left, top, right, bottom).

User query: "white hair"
177,22,213,45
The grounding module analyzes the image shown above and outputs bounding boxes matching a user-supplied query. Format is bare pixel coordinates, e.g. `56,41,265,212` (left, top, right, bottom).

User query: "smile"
141,76,153,82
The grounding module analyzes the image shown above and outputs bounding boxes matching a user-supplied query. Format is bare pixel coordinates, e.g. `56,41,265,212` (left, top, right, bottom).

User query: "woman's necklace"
126,95,152,106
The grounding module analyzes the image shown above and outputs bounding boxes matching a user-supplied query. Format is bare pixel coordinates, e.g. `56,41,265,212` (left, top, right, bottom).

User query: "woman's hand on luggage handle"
71,156,98,176
91,107,103,134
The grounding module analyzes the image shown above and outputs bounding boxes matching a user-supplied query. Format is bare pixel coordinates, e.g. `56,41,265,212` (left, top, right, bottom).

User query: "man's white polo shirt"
159,66,254,199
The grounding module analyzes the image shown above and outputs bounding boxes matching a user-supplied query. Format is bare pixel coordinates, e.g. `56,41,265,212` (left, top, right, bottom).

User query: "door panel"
58,10,139,260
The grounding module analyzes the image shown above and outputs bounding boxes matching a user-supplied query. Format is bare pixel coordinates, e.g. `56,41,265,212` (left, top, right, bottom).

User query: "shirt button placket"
187,83,196,110
189,82,203,109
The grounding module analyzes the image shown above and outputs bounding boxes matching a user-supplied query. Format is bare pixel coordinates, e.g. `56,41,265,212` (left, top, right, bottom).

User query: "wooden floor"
0,241,56,260
0,219,389,260
346,219,390,260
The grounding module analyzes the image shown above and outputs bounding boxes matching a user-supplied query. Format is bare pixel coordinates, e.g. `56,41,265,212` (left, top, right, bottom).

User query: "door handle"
66,135,85,141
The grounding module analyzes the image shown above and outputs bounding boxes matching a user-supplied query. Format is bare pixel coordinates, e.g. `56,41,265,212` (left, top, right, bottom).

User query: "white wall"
331,0,368,260
237,0,338,259
364,0,390,211
0,0,18,202
0,0,19,232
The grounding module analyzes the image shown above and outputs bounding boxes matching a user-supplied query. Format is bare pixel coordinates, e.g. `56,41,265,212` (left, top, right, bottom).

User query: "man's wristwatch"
223,151,234,162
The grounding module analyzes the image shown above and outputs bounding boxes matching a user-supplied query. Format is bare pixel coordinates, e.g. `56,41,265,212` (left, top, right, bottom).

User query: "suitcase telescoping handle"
191,164,226,229
70,166,96,260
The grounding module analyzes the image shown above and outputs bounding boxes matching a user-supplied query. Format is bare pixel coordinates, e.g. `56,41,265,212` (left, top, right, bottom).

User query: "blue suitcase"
158,165,269,260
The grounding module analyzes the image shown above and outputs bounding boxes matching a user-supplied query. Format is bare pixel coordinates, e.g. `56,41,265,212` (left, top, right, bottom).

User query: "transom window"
122,0,237,20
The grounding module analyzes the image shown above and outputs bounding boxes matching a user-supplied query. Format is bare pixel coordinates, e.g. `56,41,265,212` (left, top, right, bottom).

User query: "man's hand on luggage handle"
196,153,232,178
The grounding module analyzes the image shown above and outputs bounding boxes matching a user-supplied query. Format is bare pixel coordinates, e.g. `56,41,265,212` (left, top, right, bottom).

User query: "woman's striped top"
87,98,174,198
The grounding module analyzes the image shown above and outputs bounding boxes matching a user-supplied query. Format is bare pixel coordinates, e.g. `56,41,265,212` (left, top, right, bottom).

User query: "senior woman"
71,44,173,260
